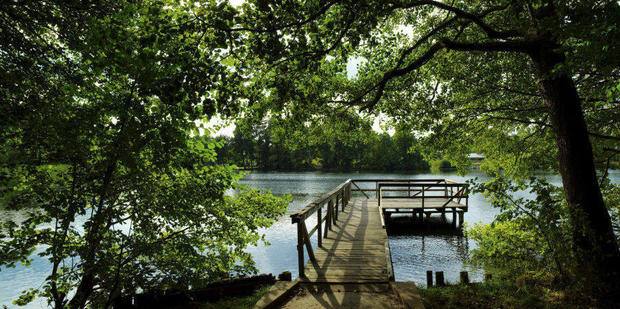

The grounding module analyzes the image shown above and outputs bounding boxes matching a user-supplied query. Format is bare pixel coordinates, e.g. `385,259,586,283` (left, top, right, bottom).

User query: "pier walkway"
255,178,468,308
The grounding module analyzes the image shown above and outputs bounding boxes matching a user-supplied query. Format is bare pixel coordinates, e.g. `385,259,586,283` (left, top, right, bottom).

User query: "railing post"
296,219,304,277
346,182,351,206
341,189,345,211
408,180,411,198
328,199,334,231
334,196,339,221
422,186,425,209
324,202,330,238
317,206,322,247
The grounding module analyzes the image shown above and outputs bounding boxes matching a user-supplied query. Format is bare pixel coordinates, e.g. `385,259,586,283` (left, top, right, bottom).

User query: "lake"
1,170,618,307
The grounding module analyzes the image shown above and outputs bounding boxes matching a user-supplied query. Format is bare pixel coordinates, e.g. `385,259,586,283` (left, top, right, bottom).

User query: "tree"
231,0,620,300
0,1,287,307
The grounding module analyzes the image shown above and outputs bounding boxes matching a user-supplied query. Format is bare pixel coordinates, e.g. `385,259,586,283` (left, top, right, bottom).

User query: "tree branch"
390,1,521,39
440,38,533,53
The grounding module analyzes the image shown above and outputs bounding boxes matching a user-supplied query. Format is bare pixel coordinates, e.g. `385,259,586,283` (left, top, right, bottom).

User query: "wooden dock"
256,179,467,308
290,179,469,280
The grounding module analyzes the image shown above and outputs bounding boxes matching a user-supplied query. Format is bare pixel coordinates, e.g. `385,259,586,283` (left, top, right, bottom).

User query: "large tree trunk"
529,45,620,301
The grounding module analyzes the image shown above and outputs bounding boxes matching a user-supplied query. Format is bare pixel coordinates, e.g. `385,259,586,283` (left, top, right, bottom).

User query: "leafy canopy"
0,1,287,307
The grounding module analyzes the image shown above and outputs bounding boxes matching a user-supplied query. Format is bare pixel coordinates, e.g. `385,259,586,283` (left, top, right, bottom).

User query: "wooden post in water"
435,271,445,286
460,271,469,284
426,271,433,287
452,209,457,228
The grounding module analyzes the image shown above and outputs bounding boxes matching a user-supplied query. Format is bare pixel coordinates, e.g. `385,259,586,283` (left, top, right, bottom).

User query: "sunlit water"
2,170,618,307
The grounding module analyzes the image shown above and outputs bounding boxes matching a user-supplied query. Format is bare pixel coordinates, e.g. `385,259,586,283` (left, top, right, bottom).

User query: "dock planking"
302,198,389,282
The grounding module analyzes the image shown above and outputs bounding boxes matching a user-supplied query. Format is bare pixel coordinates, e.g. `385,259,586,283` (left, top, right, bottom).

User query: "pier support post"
426,271,433,287
435,271,445,286
452,209,457,228
458,211,464,227
460,271,469,284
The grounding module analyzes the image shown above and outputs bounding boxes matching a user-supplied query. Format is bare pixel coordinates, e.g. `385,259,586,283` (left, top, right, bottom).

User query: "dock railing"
376,180,469,207
350,179,468,227
290,179,352,278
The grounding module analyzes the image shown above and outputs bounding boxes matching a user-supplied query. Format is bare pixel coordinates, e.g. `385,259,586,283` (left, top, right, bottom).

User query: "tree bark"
529,44,620,301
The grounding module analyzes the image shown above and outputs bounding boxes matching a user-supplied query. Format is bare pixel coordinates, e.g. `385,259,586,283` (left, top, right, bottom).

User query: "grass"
419,279,594,309
197,285,272,309
168,284,273,309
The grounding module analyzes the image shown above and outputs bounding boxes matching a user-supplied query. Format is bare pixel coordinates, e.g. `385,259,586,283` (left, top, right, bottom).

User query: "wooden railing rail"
377,182,469,208
349,178,449,198
290,179,352,277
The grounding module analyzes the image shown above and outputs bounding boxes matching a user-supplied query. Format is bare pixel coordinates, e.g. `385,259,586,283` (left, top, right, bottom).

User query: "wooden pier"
256,178,468,308
290,179,469,280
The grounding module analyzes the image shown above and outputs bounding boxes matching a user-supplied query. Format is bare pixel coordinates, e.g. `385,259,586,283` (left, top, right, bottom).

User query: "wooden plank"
300,198,389,283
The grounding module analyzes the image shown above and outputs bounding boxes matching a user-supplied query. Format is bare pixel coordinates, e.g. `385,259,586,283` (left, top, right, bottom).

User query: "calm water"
2,170,618,307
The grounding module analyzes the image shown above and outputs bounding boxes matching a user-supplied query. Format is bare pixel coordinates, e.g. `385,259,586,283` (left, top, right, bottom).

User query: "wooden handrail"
377,181,469,208
291,179,352,277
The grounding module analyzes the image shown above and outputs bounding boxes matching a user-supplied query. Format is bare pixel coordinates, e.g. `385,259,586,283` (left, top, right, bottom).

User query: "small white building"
467,153,485,163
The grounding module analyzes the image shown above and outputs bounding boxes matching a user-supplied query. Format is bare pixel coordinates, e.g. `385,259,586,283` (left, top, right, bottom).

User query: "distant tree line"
210,115,429,172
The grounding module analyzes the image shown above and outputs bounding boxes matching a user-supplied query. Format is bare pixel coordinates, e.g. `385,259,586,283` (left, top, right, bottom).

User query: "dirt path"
280,283,404,309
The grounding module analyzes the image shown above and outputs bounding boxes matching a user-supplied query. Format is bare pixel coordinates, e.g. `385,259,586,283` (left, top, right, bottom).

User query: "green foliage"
430,159,454,173
601,180,620,245
213,114,429,171
231,0,619,176
195,285,272,309
419,279,593,309
468,220,549,275
467,177,575,278
0,0,288,307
